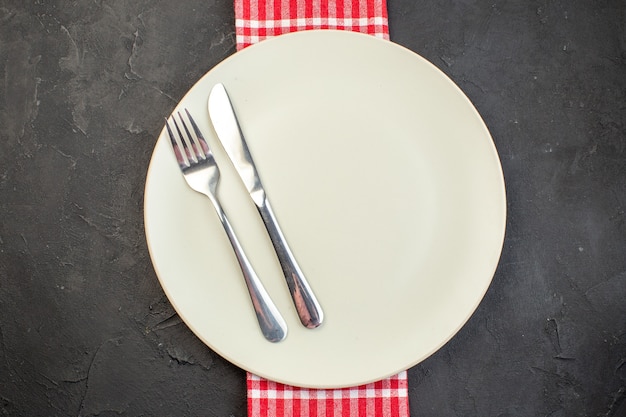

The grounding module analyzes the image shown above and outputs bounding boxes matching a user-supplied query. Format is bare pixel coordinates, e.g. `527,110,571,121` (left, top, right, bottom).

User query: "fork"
165,109,287,343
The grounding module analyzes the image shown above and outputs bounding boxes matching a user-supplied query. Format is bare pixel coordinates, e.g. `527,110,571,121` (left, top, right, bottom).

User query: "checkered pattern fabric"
236,1,402,415
247,371,409,417
235,0,390,50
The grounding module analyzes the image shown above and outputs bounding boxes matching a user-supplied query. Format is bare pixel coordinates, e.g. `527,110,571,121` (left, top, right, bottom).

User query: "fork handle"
257,198,324,329
214,203,288,343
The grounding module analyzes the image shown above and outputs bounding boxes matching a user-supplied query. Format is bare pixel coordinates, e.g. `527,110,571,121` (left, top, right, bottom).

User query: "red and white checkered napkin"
235,1,402,415
235,0,390,50
248,371,409,417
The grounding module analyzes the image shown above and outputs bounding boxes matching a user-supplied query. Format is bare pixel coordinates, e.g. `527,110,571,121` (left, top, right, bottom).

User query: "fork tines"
165,109,211,169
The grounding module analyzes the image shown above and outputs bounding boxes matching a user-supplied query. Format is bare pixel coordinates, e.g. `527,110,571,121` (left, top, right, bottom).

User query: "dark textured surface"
1,1,624,416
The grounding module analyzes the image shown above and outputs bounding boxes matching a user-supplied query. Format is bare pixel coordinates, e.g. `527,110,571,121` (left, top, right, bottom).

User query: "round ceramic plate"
144,30,506,388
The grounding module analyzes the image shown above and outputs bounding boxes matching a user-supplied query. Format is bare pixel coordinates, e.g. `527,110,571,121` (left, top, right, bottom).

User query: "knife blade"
208,83,324,329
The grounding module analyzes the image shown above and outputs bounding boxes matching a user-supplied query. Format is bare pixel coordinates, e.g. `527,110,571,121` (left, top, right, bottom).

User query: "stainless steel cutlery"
165,83,324,338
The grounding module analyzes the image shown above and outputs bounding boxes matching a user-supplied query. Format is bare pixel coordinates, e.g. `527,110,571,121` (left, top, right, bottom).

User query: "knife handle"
257,198,324,329
213,201,288,342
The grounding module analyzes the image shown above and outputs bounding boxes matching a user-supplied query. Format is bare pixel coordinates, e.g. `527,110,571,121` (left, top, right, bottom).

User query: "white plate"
144,30,506,388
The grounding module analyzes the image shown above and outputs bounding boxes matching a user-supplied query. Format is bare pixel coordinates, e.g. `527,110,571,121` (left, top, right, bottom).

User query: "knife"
208,83,324,329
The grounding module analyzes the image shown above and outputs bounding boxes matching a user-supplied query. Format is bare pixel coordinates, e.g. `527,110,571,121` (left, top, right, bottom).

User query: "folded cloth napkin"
235,0,390,50
234,1,407,416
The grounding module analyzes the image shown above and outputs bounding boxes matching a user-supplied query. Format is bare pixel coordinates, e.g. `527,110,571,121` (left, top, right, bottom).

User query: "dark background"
1,1,625,416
